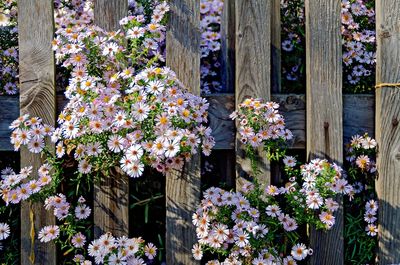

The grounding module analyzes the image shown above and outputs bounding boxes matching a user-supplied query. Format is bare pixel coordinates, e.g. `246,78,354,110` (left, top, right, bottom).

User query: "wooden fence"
0,0,399,264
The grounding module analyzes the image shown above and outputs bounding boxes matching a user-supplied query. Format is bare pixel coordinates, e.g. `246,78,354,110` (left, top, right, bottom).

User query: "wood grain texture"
207,94,235,149
166,0,201,264
93,0,128,30
271,0,281,93
235,0,271,189
18,1,56,264
305,1,344,264
220,0,235,93
93,0,129,238
375,1,400,263
343,95,375,143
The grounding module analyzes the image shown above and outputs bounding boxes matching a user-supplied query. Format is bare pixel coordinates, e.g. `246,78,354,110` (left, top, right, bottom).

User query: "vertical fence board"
93,0,129,238
376,1,400,263
235,0,271,188
166,0,201,264
18,1,56,264
305,1,343,264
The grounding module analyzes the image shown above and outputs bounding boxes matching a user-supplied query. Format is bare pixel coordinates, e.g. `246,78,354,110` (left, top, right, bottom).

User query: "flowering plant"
192,156,353,264
193,98,354,264
230,98,293,172
200,0,223,94
85,233,157,265
341,0,375,91
0,0,18,95
10,0,214,181
344,134,378,263
1,0,214,263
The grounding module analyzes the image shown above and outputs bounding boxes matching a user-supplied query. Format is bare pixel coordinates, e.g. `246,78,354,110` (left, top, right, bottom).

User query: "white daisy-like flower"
144,242,157,259
366,224,378,236
78,160,92,174
164,139,180,158
27,138,45,153
127,26,145,39
291,243,309,261
192,243,203,260
75,204,91,220
71,232,86,248
107,135,124,153
108,252,127,265
125,144,143,161
0,223,10,240
38,225,60,243
283,156,297,167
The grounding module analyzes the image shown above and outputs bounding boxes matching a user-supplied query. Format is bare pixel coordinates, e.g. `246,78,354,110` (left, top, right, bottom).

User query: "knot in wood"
379,30,391,39
323,122,329,129
392,118,399,127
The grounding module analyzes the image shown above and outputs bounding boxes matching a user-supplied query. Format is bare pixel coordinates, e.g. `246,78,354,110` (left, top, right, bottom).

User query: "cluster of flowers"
341,0,375,89
0,163,53,206
230,98,292,165
82,233,157,265
41,194,149,265
39,195,92,261
9,114,54,153
7,1,213,180
345,134,378,236
364,199,378,236
2,1,210,263
192,162,348,265
49,0,215,178
0,0,18,95
200,0,223,94
297,159,353,228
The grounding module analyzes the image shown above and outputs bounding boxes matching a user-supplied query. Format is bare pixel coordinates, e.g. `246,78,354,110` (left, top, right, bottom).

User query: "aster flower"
38,225,60,243
0,223,10,240
71,232,87,248
291,243,309,261
144,242,157,259
75,204,91,220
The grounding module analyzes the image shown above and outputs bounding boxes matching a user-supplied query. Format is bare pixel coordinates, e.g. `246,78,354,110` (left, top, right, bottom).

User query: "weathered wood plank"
165,0,201,264
93,0,129,238
207,94,235,149
18,1,57,264
220,0,235,93
93,0,128,30
305,1,344,264
235,0,271,188
375,1,400,263
343,94,375,143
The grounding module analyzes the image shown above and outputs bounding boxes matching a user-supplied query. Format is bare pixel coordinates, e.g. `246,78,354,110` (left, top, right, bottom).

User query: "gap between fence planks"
92,0,129,238
18,1,57,264
375,1,400,263
235,0,272,189
305,1,344,264
165,0,201,264
220,0,235,93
